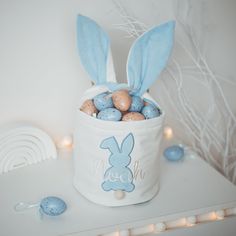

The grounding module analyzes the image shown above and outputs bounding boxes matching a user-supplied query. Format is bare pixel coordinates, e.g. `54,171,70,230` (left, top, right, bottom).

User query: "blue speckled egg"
129,96,144,112
97,108,122,121
141,104,161,119
40,196,67,216
93,92,113,111
143,98,156,107
164,145,184,161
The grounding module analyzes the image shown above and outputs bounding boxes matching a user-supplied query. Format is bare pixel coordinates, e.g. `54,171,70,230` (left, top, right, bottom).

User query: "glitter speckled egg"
163,145,184,161
112,90,132,111
129,96,144,112
97,108,122,121
40,196,67,216
80,99,98,116
93,92,113,111
122,112,145,121
141,104,161,119
143,98,157,107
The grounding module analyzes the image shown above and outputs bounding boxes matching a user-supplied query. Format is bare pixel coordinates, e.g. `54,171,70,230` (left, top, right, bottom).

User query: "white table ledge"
0,150,236,236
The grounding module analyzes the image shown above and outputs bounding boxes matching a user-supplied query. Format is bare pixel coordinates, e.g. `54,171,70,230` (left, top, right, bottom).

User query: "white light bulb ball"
232,208,236,215
119,230,130,236
62,135,73,147
186,216,197,225
215,210,225,219
57,135,73,149
155,222,166,232
163,126,173,139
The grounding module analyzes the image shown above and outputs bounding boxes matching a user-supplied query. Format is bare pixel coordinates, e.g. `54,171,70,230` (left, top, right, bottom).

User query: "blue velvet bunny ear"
77,15,116,85
127,21,175,96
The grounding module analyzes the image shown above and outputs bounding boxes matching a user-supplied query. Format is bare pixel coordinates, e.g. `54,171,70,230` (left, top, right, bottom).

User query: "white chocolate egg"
122,112,145,121
80,99,98,116
112,90,132,112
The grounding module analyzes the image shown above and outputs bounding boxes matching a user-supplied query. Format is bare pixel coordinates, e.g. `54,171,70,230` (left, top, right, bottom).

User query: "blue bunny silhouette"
100,133,135,192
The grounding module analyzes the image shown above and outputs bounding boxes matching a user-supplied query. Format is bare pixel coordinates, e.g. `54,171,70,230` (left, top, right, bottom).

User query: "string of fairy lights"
98,208,236,236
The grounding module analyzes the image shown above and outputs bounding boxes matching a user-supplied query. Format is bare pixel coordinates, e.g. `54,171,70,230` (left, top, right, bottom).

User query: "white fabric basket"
73,86,165,206
73,15,174,206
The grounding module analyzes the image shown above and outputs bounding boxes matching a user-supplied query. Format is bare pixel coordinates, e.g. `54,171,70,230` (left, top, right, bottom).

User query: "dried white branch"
112,0,236,184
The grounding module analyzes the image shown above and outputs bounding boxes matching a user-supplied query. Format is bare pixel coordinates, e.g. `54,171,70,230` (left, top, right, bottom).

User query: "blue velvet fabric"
127,21,175,96
77,15,175,95
77,15,109,85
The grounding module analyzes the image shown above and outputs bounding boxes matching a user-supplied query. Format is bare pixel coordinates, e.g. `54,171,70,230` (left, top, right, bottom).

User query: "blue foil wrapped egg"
97,108,122,121
129,96,144,112
164,145,184,161
40,196,67,216
141,104,161,119
93,92,113,111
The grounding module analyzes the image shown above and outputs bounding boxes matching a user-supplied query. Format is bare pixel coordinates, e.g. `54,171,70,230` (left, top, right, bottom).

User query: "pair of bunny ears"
77,15,175,96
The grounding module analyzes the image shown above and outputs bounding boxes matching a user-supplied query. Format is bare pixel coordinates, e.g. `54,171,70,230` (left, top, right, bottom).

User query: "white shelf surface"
0,150,236,236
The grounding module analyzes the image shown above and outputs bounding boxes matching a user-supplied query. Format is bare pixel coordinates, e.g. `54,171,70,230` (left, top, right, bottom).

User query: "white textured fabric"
73,86,164,206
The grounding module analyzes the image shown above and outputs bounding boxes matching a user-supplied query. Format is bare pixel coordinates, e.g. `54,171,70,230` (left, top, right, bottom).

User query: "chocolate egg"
93,92,113,111
129,96,144,112
122,112,145,121
112,90,132,112
80,99,98,116
97,108,122,121
141,104,161,119
121,110,129,116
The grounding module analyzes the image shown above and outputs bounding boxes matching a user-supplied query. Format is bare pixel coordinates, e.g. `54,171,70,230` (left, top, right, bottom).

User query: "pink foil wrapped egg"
122,112,145,121
80,99,98,116
112,90,132,112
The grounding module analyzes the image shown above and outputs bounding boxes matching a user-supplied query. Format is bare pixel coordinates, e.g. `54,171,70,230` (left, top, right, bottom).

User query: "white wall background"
0,0,235,146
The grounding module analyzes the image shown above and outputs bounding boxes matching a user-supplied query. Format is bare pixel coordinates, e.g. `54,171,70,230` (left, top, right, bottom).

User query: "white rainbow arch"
0,123,57,174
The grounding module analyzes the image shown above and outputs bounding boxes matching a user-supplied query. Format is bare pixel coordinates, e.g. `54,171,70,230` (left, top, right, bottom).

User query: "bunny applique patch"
100,133,135,192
